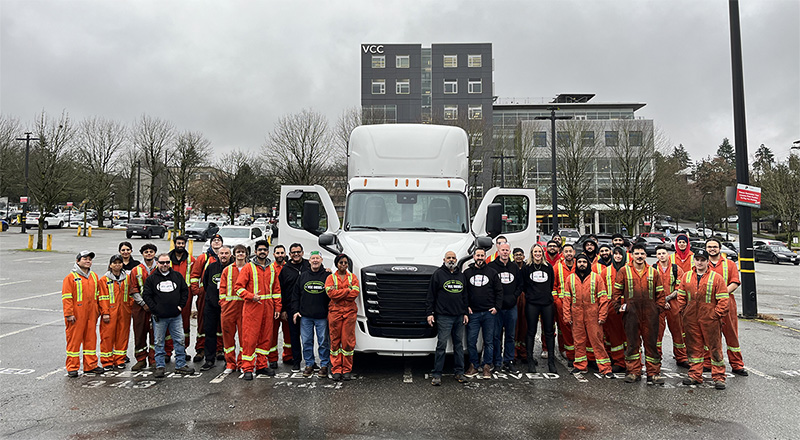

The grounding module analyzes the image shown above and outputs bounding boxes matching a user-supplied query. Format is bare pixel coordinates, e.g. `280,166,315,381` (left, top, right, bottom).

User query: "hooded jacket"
291,264,331,319
279,258,311,315
426,264,469,317
489,257,522,310
142,268,189,319
464,262,503,312
202,257,231,309
520,261,556,306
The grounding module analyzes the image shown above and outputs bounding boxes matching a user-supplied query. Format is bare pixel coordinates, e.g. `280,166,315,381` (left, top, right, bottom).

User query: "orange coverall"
62,270,100,372
677,270,729,383
128,263,156,363
267,262,292,363
235,262,281,372
612,265,665,377
219,264,244,370
670,251,695,274
602,265,627,370
553,261,576,361
563,272,612,374
326,271,360,375
655,262,687,364
98,274,132,367
706,257,744,370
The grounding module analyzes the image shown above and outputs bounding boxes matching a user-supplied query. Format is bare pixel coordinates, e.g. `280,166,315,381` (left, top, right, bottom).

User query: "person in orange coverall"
676,249,729,390
612,243,666,385
563,253,614,378
219,244,248,373
326,254,360,381
62,250,104,377
654,246,688,368
705,238,747,376
553,244,577,365
267,244,290,369
234,240,281,380
601,247,627,373
98,254,132,370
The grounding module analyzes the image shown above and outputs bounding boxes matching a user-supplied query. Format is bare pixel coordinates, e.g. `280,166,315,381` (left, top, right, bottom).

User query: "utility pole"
490,154,514,188
729,0,757,318
15,132,39,234
535,107,572,235
136,160,141,216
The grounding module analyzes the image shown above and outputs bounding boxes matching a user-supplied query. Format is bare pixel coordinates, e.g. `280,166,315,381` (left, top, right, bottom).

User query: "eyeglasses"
157,261,170,264
290,251,302,255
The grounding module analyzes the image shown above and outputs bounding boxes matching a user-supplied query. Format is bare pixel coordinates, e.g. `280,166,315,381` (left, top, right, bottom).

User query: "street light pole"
15,132,39,234
535,107,572,235
136,160,141,216
490,154,514,188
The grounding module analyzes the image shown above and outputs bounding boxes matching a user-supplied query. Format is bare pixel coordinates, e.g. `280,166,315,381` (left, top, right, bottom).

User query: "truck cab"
278,124,537,355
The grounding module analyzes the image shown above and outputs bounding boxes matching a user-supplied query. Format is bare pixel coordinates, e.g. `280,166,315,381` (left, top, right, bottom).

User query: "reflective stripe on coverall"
220,264,244,370
602,265,627,369
326,271,360,375
563,272,612,374
553,261,576,360
235,262,281,373
98,275,132,366
612,266,665,377
655,261,687,363
705,258,744,370
62,271,100,372
677,270,729,382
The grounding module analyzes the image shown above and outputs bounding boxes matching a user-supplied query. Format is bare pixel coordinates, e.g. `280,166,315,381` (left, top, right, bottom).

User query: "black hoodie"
291,265,330,319
464,262,503,312
202,257,231,309
142,268,189,319
426,264,469,317
489,257,522,310
279,258,311,316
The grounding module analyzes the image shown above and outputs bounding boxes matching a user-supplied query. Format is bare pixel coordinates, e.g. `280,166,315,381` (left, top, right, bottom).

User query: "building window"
469,105,482,120
396,79,410,94
471,159,483,174
581,131,595,148
396,55,409,68
629,131,643,147
468,54,482,67
469,184,484,199
472,132,483,146
534,131,547,148
557,131,571,147
372,55,385,68
371,79,385,94
444,105,458,120
362,105,397,124
444,79,458,94
468,79,482,94
605,131,618,147
443,55,457,68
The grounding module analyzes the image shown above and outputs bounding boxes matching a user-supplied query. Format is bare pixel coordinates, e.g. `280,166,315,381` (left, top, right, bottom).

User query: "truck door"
472,187,538,255
278,185,340,264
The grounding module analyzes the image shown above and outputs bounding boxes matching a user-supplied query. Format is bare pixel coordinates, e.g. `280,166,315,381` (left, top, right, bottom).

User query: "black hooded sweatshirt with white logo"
142,269,189,319
291,265,330,319
426,264,468,317
464,263,503,313
489,258,522,310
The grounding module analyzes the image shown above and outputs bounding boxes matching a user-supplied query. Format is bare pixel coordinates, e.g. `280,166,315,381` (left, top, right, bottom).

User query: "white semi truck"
278,124,537,355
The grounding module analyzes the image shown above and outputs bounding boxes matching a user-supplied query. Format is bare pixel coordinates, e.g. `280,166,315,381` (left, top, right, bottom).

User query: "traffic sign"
735,184,761,208
20,196,28,203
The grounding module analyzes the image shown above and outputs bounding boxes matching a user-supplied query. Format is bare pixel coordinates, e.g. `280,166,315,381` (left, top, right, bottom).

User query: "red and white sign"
20,196,28,203
735,184,761,208
66,202,73,207
502,214,508,221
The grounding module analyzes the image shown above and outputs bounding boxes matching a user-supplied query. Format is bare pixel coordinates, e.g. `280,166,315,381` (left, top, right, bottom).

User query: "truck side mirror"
486,203,502,238
319,233,336,246
302,200,320,232
475,236,494,250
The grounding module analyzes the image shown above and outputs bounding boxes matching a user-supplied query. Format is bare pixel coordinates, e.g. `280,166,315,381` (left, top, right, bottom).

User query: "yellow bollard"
167,230,172,242
187,239,194,257
76,225,81,236
169,237,174,251
88,226,92,237
27,234,34,249
46,234,52,251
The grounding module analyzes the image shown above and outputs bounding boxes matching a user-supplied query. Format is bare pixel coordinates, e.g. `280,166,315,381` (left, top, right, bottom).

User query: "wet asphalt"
1,229,799,439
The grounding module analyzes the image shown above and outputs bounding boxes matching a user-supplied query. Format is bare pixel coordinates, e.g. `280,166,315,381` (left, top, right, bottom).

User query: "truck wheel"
126,232,133,239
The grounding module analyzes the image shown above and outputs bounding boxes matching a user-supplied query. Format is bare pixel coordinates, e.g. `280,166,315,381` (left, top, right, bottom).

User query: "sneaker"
85,366,105,375
243,371,253,381
303,366,314,378
332,373,343,381
193,350,205,363
343,372,352,381
115,364,126,370
175,365,195,375
714,380,726,390
493,364,501,372
103,365,115,372
624,374,640,383
312,363,320,371
200,361,215,371
604,372,615,379
482,364,492,379
676,361,690,369
732,368,749,376
646,376,654,385
292,362,301,373
431,376,442,386
465,365,479,377
651,375,665,385
571,368,585,374
683,377,702,386
153,367,166,378
216,352,225,361
505,362,518,373
269,361,278,370
256,368,273,377
318,366,329,378
454,374,468,383
67,370,79,378
124,355,130,364
224,368,235,374
131,360,147,371
541,351,548,359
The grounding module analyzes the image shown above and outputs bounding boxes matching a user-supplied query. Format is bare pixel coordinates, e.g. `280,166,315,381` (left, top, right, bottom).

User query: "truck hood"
337,231,476,268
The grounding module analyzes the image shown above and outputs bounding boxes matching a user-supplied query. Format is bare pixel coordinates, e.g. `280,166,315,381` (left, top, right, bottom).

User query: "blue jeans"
493,307,518,365
300,317,330,368
432,314,465,377
466,310,495,368
153,315,186,369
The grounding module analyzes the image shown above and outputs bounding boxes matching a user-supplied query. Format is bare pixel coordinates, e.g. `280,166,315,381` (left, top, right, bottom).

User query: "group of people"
61,235,361,381
426,233,746,389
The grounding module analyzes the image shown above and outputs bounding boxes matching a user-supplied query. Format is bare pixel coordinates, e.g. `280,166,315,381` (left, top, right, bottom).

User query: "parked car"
639,231,666,242
24,212,64,229
654,220,674,231
753,244,798,265
201,225,265,255
690,240,738,261
634,236,663,256
754,239,787,248
126,218,166,239
185,221,220,241
559,228,580,245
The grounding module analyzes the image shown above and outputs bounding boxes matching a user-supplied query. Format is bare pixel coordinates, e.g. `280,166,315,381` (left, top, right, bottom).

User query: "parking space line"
403,359,413,383
209,372,229,383
0,291,61,304
0,306,61,313
0,318,63,339
36,368,64,380
0,280,31,287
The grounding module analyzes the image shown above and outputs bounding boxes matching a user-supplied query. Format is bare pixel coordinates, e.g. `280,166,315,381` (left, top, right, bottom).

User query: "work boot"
683,377,702,386
131,360,147,371
255,368,269,376
303,366,314,378
676,361,690,369
318,366,329,378
343,372,353,381
548,358,557,374
651,375,665,385
431,376,441,386
216,351,225,361
243,371,253,381
465,365,479,377
193,349,205,363
732,368,749,376
454,374,468,383
571,368,583,374
67,370,79,378
85,366,105,375
115,364,126,370
703,366,711,372
624,374,640,383
153,367,166,378
200,361,215,371
482,364,492,379
332,373,343,381
604,372,615,379
175,365,195,375
269,361,278,370
714,380,726,390
103,365,115,372
292,361,301,373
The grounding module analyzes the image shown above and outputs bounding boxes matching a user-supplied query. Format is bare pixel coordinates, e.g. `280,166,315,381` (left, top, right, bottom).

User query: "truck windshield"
344,191,469,233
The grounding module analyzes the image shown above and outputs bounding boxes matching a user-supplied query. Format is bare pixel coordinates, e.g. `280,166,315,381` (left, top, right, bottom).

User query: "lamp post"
701,191,712,239
15,132,39,234
490,154,514,188
136,160,141,217
535,107,572,235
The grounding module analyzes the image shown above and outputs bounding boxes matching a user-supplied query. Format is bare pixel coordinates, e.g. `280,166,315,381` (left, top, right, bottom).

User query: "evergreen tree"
716,138,735,166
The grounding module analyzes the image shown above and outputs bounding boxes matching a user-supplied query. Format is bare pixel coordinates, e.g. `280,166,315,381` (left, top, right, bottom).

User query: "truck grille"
361,264,437,339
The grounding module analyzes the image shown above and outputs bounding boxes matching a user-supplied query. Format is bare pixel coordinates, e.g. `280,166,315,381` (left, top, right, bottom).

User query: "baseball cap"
109,254,124,264
76,250,95,260
694,249,709,260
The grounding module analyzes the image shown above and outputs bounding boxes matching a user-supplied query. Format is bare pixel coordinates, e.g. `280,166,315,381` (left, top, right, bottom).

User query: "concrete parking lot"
1,228,799,439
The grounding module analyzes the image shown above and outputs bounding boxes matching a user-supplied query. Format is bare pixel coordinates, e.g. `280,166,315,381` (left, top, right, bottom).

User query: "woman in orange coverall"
326,254,360,382
99,254,132,370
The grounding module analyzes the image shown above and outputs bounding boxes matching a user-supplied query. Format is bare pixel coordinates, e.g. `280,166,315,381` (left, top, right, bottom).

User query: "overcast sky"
2,0,798,163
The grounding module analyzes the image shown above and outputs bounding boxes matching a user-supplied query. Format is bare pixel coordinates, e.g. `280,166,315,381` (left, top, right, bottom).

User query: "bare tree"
264,109,332,185
29,110,78,248
555,120,601,229
167,131,211,233
133,115,174,216
212,149,257,221
0,115,23,203
115,148,140,222
76,117,127,227
761,155,800,244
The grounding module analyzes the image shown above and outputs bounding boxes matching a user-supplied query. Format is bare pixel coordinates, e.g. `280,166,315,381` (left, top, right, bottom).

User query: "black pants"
287,311,302,364
525,303,555,356
203,304,222,362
